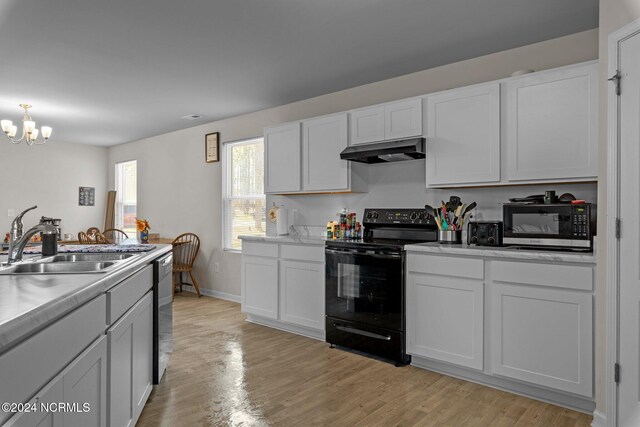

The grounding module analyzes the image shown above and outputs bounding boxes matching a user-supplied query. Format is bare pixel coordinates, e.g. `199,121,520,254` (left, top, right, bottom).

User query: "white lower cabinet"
406,251,595,407
108,291,154,427
279,260,324,330
6,336,107,427
407,273,484,370
241,255,279,320
62,336,108,427
241,241,325,338
490,282,593,397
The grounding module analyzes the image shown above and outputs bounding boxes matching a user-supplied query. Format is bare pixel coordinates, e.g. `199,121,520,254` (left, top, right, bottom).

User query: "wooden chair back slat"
103,228,128,243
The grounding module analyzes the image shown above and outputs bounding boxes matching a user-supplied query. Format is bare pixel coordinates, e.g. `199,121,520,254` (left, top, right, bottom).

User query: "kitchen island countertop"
0,244,172,354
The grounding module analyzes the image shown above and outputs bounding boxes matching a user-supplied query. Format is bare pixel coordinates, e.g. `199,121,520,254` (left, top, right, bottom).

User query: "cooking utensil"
460,202,477,227
449,196,461,210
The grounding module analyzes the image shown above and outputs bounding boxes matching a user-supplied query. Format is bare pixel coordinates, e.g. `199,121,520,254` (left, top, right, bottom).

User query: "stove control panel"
363,208,435,226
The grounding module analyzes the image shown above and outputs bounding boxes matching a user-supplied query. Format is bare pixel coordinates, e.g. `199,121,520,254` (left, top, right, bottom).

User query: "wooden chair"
79,229,110,244
103,228,128,243
172,233,201,298
77,231,92,243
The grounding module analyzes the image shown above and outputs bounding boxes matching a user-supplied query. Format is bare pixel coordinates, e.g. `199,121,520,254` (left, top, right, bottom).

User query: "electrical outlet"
7,209,14,217
214,262,220,273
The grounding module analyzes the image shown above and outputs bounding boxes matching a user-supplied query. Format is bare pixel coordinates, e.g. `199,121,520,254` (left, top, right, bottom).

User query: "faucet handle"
11,205,37,236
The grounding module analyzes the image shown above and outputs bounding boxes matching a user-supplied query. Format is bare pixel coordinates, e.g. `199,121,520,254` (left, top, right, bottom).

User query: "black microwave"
503,203,595,251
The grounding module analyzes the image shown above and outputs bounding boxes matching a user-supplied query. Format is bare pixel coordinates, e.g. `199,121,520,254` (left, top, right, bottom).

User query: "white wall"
108,28,598,301
595,0,640,417
0,141,108,238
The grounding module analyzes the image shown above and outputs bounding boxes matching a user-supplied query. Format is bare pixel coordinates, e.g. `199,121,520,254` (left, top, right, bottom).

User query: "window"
223,138,265,251
115,160,137,235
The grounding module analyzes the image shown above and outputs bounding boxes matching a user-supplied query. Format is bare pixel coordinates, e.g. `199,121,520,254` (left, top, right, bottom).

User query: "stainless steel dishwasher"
153,252,173,384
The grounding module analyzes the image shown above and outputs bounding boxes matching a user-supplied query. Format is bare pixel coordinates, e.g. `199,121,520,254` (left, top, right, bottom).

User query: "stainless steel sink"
0,261,117,275
41,253,136,263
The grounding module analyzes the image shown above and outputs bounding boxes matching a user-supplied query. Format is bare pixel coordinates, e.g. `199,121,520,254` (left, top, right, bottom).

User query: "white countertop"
0,244,172,354
405,242,596,264
239,234,327,245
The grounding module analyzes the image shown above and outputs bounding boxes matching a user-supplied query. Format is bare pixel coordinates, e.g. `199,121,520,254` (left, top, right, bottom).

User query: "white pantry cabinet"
406,255,484,370
426,83,501,186
302,113,349,191
108,291,154,427
279,260,325,330
241,240,325,339
264,122,301,193
505,62,598,181
349,98,423,145
490,261,593,397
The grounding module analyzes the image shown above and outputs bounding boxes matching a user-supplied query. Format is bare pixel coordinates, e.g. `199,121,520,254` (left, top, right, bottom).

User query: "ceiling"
0,0,598,146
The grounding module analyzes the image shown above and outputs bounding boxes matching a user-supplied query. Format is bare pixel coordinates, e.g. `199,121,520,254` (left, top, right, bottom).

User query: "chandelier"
1,104,52,145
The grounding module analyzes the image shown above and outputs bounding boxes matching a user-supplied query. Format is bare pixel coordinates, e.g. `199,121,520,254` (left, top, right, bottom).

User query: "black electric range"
325,208,438,365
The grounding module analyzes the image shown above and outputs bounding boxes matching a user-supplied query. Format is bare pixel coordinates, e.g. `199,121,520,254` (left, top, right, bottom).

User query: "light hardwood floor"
137,294,593,427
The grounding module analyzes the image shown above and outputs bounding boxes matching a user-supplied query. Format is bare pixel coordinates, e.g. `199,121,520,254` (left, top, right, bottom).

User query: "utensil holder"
438,230,462,244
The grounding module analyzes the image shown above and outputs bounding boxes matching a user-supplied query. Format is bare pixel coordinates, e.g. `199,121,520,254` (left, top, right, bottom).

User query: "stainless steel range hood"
339,138,425,164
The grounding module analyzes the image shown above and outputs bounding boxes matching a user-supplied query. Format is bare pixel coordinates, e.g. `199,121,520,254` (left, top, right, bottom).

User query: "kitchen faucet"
7,206,57,264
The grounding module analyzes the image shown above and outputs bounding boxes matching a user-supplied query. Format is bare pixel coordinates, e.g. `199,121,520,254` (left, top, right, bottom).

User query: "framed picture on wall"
205,132,220,163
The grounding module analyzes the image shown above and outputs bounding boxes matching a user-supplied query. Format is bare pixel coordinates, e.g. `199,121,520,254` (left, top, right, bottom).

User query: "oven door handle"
334,324,392,341
325,249,402,258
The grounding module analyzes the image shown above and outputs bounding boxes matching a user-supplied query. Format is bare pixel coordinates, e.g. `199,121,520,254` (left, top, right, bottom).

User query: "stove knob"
488,237,496,245
366,212,373,219
470,236,479,244
418,212,426,220
369,211,378,219
410,211,418,220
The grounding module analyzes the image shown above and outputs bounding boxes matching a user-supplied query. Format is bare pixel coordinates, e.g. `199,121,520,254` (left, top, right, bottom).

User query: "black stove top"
326,208,438,251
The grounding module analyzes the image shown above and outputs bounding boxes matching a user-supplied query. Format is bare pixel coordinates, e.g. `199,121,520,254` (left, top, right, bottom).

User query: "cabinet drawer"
407,254,484,280
280,244,324,262
242,241,278,258
492,261,593,291
107,265,153,324
0,294,106,424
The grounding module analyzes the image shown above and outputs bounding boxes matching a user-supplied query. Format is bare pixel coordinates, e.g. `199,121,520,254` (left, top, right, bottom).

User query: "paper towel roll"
276,206,289,235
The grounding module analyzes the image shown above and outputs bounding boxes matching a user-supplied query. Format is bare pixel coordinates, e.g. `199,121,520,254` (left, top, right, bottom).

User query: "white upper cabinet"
505,62,598,181
385,98,423,140
302,113,349,191
264,122,301,193
426,83,501,186
349,98,423,145
350,106,385,145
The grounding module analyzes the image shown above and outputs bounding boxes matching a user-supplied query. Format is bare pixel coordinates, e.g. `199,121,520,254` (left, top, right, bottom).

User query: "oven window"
512,213,562,235
326,251,403,330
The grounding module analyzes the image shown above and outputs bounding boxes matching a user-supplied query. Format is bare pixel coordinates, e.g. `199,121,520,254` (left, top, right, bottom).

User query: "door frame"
606,16,640,427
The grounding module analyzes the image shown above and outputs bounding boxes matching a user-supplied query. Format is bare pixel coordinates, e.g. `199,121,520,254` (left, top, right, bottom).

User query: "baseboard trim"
178,285,241,303
591,409,606,427
245,314,325,341
411,355,595,414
